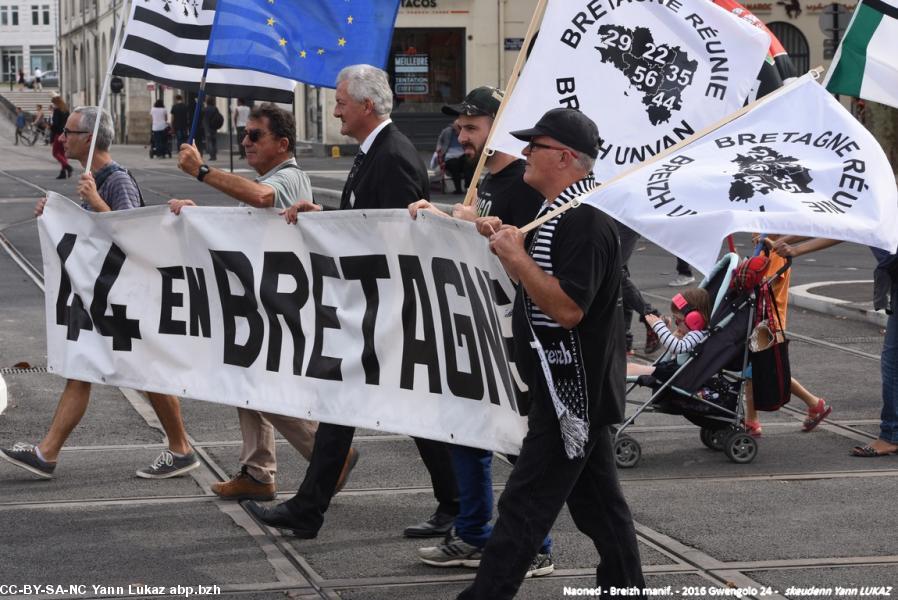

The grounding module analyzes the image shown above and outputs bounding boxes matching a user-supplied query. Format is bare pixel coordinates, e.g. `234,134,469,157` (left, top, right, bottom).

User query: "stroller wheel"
614,435,641,469
724,430,758,464
700,427,726,451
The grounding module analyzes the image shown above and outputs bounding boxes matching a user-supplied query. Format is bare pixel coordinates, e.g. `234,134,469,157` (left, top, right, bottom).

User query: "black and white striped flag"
113,0,296,103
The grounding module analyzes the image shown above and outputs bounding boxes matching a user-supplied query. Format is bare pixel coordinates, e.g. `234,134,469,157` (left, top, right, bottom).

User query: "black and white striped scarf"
524,175,597,459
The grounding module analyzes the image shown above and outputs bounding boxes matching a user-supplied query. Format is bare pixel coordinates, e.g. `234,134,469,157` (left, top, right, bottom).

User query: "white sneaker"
668,274,695,287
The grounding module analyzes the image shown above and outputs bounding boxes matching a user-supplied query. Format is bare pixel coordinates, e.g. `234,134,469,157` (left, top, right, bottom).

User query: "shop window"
389,28,465,113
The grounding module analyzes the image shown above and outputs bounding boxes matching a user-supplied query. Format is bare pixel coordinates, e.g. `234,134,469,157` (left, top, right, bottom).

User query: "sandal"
851,444,898,457
802,399,832,432
744,420,762,438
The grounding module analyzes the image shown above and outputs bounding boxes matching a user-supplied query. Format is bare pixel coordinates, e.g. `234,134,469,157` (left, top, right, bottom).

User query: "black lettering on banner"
432,258,484,401
462,265,516,408
259,252,309,375
399,255,442,393
55,233,93,341
89,243,141,351
185,267,211,338
341,255,390,385
159,266,187,336
211,250,264,368
306,253,343,381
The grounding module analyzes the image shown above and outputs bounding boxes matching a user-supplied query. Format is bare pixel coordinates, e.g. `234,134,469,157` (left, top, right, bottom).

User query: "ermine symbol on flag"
729,146,815,202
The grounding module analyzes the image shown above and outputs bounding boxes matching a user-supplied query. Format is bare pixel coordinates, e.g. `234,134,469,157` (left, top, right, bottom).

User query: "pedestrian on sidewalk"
150,98,169,158
14,107,26,145
234,98,250,159
33,67,43,91
49,95,72,179
168,103,360,500
202,96,221,161
170,95,189,148
770,236,896,457
0,106,199,481
17,68,25,91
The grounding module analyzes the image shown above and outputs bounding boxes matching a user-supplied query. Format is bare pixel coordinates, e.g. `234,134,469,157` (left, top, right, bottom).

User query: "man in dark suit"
245,64,459,539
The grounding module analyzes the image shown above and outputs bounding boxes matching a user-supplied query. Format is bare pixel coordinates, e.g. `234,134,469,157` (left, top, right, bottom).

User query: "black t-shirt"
170,103,189,131
475,159,544,228
512,195,626,426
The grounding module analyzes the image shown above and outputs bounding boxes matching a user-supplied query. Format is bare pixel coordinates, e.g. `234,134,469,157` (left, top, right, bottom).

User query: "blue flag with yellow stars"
206,0,401,88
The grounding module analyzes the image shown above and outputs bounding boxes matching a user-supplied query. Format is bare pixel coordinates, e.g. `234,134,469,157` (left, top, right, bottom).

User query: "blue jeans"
880,309,898,443
451,445,551,552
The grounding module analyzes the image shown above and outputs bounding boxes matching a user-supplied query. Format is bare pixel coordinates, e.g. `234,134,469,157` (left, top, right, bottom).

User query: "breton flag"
206,0,401,88
580,75,898,274
824,0,898,109
490,0,771,181
113,0,296,103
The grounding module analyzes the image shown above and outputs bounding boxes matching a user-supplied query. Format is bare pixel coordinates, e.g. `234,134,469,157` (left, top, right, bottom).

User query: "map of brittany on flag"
490,0,771,181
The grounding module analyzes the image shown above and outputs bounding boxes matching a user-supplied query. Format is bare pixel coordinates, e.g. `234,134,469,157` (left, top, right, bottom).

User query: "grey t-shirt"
255,158,313,209
82,161,142,212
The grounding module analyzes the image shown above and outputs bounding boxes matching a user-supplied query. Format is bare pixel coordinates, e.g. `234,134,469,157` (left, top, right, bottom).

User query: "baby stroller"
613,252,790,468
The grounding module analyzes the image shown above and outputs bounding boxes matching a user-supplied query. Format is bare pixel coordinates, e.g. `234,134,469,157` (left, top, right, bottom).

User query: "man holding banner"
458,108,645,599
246,65,459,540
168,104,365,502
1,107,199,481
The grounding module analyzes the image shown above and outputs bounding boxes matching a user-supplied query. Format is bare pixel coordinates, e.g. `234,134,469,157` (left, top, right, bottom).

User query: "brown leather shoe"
334,448,360,495
211,466,276,501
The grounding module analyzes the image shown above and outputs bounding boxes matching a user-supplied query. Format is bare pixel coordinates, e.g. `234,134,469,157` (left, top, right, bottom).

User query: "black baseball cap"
442,86,504,118
510,108,601,159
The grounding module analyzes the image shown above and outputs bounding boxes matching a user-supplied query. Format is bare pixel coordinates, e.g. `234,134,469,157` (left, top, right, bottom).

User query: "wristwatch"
196,164,211,182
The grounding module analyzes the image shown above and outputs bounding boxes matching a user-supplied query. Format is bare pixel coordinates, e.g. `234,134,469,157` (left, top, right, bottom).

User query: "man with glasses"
169,104,360,502
1,106,200,480
457,108,645,599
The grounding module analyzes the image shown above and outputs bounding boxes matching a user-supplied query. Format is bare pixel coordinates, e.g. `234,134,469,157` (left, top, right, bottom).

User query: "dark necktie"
341,151,366,209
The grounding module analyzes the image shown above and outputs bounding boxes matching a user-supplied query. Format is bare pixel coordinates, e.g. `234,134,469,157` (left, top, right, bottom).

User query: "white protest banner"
489,0,770,181
37,194,528,454
580,75,898,274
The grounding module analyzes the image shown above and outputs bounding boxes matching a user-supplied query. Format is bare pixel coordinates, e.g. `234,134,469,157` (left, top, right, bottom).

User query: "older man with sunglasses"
169,104,361,503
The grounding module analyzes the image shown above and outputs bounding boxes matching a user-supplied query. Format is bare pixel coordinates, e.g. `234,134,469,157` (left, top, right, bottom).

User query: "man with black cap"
409,87,551,575
457,108,646,599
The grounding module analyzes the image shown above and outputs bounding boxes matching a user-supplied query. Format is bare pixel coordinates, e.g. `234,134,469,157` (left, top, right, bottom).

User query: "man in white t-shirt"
34,67,43,91
234,98,251,159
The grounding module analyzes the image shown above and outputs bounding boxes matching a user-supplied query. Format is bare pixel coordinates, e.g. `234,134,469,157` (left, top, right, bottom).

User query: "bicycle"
17,122,41,146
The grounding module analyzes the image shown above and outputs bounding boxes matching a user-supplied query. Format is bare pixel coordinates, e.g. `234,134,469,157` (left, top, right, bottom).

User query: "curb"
789,280,888,328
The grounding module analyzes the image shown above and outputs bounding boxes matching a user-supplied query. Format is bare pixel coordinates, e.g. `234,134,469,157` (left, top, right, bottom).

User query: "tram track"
1,166,894,599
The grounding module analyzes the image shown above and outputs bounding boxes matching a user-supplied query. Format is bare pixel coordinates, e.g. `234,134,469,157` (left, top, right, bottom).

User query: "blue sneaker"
0,443,56,479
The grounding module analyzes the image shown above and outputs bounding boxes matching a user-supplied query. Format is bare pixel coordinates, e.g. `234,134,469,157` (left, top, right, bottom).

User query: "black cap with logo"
442,86,505,118
510,108,601,159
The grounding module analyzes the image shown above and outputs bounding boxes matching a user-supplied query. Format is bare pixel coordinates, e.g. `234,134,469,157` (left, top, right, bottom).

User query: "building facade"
55,0,854,147
0,0,57,86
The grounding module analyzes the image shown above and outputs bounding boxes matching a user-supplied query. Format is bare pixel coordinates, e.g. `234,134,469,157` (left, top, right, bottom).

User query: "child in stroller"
149,125,174,158
627,287,711,380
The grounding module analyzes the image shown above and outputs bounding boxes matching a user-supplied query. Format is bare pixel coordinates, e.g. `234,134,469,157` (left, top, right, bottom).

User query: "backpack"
94,164,145,208
209,108,224,131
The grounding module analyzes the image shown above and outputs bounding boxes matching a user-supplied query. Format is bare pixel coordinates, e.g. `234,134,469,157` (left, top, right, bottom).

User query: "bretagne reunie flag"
581,75,898,274
824,0,898,109
113,0,296,103
490,0,770,181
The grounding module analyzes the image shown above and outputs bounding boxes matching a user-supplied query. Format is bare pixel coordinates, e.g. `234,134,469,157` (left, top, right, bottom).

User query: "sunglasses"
526,140,578,157
243,128,269,143
63,128,90,136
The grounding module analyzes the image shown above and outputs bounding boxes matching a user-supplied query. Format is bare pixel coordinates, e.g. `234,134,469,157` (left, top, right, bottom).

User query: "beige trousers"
237,408,318,484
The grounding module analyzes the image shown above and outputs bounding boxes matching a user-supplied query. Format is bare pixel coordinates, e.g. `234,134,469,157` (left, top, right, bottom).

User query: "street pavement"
0,123,896,600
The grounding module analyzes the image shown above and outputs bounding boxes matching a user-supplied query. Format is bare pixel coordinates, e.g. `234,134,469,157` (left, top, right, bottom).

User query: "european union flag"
206,0,401,88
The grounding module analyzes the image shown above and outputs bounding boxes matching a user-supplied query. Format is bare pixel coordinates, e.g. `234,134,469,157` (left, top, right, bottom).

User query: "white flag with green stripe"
824,0,898,108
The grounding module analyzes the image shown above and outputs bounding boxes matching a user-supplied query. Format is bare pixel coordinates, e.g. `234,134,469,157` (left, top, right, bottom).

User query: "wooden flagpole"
84,0,131,173
519,67,825,234
462,0,549,207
